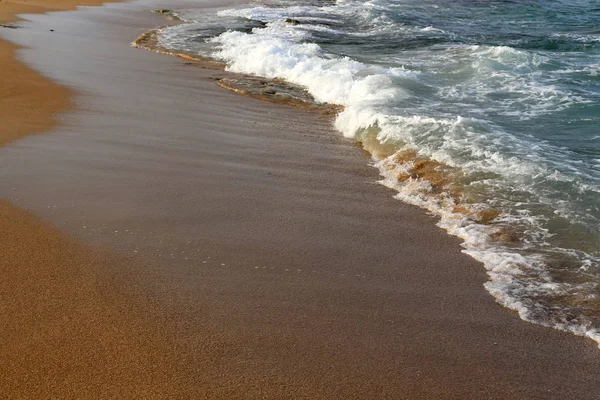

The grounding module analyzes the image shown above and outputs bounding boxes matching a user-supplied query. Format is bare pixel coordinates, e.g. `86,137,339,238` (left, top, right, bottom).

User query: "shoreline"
1,1,600,398
138,14,600,346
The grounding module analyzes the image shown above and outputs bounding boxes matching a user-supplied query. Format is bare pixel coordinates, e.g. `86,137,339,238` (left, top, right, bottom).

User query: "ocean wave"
155,0,600,347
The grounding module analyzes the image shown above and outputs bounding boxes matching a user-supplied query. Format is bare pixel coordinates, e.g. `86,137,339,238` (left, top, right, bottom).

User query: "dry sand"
1,1,599,398
0,199,187,398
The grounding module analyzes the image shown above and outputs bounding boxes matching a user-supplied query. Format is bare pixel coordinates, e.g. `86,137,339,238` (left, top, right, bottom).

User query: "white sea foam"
211,25,412,108
421,26,444,32
552,32,600,43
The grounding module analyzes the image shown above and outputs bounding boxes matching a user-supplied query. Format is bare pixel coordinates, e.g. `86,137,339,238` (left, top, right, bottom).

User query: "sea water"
154,0,600,346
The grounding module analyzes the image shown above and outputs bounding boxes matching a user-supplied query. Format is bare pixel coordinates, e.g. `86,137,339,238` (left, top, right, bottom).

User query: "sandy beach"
1,1,599,398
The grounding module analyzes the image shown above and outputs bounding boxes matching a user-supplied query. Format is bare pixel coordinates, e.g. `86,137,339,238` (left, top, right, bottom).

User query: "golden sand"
0,200,171,398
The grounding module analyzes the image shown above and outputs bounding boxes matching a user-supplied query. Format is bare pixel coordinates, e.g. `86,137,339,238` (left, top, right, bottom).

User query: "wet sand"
0,0,119,146
1,1,599,398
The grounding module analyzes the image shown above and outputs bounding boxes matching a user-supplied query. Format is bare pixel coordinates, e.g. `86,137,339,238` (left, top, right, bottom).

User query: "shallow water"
154,0,600,345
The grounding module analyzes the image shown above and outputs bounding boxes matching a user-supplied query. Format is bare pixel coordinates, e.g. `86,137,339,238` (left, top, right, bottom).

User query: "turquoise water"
155,0,600,346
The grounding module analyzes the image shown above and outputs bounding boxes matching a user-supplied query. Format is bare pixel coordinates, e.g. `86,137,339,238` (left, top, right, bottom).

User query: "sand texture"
0,1,599,398
0,200,187,398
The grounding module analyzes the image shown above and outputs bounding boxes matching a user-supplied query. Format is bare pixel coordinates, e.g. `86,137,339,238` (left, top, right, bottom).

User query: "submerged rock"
215,77,341,115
